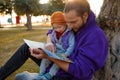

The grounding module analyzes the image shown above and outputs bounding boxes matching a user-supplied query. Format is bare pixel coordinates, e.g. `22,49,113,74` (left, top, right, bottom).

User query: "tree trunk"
26,12,32,30
93,0,120,80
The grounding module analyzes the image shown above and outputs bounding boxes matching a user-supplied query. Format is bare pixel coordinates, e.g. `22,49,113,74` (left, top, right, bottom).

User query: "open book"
24,39,73,63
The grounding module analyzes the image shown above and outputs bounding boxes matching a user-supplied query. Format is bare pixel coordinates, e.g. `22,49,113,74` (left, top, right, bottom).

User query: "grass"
0,25,50,80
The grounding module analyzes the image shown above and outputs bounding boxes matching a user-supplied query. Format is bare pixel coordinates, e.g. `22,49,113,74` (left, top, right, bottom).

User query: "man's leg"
0,43,41,80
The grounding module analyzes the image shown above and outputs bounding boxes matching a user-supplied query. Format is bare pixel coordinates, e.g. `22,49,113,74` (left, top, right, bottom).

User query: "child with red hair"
36,11,75,80
35,11,74,80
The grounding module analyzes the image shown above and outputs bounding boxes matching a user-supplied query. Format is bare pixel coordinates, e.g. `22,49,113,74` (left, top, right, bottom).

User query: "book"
24,39,73,63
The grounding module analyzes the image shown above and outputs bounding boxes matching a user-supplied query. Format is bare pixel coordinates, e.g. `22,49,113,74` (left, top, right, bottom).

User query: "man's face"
64,10,84,32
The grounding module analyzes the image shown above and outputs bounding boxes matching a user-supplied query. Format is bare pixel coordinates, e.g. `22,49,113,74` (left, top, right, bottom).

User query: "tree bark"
26,12,32,30
93,0,120,80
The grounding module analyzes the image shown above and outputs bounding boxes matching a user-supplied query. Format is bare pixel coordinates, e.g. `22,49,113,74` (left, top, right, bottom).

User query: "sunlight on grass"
0,28,49,80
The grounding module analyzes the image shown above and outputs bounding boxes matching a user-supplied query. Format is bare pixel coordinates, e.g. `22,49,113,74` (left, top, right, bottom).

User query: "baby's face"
53,24,66,33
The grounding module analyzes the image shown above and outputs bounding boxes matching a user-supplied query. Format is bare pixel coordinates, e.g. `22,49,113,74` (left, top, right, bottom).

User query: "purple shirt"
47,11,108,80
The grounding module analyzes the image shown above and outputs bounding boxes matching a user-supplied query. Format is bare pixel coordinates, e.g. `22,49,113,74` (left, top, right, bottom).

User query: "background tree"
0,0,12,26
93,0,120,80
0,0,6,14
48,0,65,15
40,0,65,15
0,0,12,15
13,0,41,30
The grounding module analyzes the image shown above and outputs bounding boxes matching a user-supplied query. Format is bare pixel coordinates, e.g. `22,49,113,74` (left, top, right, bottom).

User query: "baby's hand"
61,54,72,62
45,43,56,53
61,54,67,58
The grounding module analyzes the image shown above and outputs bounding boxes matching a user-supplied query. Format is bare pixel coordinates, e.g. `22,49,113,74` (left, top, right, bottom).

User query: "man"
0,0,108,80
30,0,108,80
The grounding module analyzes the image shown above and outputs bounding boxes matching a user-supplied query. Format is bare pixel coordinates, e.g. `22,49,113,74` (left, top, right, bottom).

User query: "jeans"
40,58,59,76
0,43,41,80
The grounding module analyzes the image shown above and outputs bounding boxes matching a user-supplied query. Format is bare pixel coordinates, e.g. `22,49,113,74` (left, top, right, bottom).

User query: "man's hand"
29,48,48,59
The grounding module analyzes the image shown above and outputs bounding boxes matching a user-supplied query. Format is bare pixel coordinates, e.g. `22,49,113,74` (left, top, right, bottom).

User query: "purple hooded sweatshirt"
47,12,108,80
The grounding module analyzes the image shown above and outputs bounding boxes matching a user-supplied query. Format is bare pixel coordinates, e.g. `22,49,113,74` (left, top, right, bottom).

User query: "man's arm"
47,56,70,72
30,48,70,72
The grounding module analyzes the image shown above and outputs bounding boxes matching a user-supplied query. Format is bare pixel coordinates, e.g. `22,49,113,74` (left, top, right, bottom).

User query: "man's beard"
72,25,83,32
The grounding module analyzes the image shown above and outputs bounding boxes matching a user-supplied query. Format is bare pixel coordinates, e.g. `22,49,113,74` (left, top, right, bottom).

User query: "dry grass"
0,26,49,80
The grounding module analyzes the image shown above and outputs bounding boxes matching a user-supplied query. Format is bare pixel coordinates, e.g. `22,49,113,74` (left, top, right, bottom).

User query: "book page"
24,39,45,49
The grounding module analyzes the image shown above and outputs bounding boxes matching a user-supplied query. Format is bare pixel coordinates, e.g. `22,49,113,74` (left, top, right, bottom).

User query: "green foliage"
0,0,12,14
5,2,12,14
49,0,65,14
0,0,65,15
13,0,65,16
0,0,5,14
40,0,65,15
14,0,41,16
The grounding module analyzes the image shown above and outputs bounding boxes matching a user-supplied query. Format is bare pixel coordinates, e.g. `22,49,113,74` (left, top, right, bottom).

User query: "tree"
0,0,12,15
13,0,41,30
0,0,12,25
0,0,6,14
93,0,120,80
40,0,65,15
48,0,65,15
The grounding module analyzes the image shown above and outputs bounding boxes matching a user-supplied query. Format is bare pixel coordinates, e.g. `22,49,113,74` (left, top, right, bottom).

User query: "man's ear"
83,12,88,20
83,12,88,23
